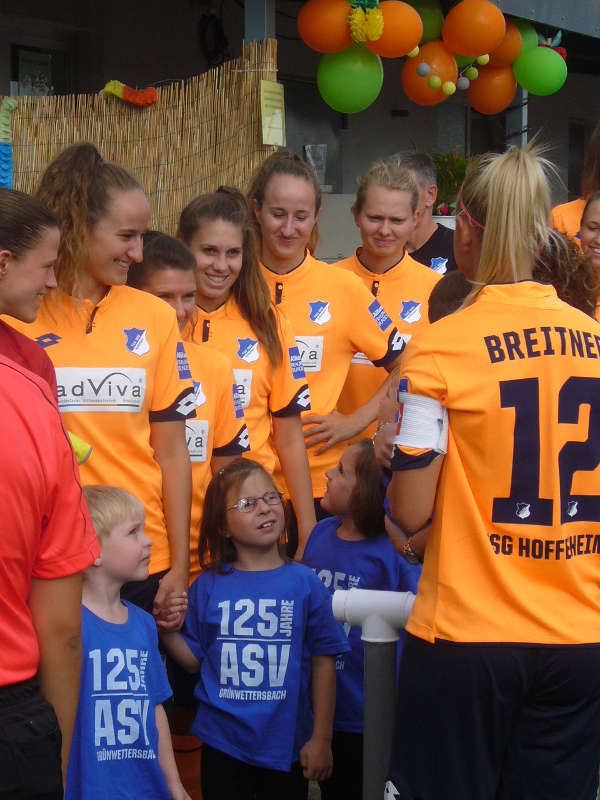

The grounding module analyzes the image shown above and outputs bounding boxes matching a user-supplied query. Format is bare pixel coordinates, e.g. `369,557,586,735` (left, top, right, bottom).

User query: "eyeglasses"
227,490,283,513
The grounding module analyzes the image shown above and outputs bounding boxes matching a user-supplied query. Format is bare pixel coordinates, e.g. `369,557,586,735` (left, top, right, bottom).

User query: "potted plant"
429,149,470,228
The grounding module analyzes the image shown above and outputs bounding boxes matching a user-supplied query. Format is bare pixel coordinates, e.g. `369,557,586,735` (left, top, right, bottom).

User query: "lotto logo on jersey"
296,335,324,372
399,301,422,324
368,300,392,332
308,300,331,326
237,337,260,363
56,367,146,413
233,369,252,409
123,327,150,357
288,345,306,380
176,341,192,379
238,428,250,450
36,332,61,349
186,419,209,462
384,781,401,799
192,380,206,407
232,384,244,419
296,387,311,409
430,257,448,274
351,351,373,366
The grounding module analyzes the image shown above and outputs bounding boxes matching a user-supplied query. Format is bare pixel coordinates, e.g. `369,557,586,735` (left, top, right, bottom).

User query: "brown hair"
353,159,419,215
82,485,144,542
199,457,285,572
582,123,600,199
247,150,321,254
36,142,142,296
348,439,385,538
0,188,58,259
127,230,196,288
178,186,282,367
428,271,471,323
533,231,600,318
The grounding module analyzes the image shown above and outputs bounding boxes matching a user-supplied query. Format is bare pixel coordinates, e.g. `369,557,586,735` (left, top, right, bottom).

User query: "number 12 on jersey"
492,377,600,525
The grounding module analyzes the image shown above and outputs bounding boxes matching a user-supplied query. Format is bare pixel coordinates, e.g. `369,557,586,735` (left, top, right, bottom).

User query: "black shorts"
0,678,62,799
320,730,362,800
201,743,307,800
387,634,600,800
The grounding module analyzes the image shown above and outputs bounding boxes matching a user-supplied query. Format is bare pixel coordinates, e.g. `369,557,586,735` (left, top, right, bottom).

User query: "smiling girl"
248,152,406,547
178,187,316,553
8,143,195,622
161,458,349,800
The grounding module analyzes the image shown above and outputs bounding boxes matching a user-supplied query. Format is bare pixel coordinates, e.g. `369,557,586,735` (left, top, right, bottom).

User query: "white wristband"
393,391,448,454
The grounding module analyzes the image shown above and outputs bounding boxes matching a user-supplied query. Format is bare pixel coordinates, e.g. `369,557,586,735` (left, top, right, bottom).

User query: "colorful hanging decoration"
297,0,568,115
103,80,158,107
0,98,17,189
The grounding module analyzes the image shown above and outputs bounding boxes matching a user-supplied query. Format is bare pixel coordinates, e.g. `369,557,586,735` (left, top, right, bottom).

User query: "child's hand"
299,735,333,781
154,591,188,632
168,781,192,800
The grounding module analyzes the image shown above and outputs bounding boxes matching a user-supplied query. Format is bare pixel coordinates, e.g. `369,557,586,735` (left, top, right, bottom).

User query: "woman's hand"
302,411,359,454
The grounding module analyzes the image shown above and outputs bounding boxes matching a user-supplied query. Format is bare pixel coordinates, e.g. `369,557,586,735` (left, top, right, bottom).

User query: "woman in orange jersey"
177,187,316,554
336,159,440,436
552,121,600,243
247,152,405,551
8,143,195,623
386,145,600,800
127,231,250,582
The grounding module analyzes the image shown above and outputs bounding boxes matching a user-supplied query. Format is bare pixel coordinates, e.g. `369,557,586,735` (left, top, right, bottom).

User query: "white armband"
393,391,448,454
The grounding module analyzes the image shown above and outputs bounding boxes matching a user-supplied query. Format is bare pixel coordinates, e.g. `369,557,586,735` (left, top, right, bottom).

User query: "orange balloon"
467,64,516,114
401,40,457,106
488,20,522,66
297,0,352,54
442,0,505,58
366,1,423,58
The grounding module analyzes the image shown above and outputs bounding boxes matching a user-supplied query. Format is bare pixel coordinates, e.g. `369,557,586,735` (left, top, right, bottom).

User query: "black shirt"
410,223,457,274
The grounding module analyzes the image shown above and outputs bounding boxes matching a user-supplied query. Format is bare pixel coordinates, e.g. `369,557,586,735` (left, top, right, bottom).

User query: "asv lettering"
220,642,290,687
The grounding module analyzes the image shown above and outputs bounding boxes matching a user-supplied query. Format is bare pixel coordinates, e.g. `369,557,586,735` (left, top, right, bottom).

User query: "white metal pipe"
332,588,416,643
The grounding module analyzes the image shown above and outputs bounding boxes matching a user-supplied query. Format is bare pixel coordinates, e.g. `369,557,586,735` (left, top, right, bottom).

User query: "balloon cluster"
297,0,568,115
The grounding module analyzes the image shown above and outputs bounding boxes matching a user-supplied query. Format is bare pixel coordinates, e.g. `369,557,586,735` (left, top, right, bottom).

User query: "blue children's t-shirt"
182,561,350,771
303,516,421,733
66,602,172,799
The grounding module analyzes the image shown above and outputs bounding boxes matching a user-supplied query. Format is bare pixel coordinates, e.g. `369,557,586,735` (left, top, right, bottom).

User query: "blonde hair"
459,143,555,299
83,485,145,541
353,159,419,215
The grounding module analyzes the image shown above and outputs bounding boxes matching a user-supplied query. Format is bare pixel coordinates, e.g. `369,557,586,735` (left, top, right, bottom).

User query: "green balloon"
513,46,567,96
317,44,383,114
407,0,443,43
454,53,474,68
511,18,538,51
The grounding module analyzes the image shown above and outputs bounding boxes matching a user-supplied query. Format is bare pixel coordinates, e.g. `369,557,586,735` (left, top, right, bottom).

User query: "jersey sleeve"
390,335,448,472
212,351,251,457
347,274,406,368
304,570,351,657
34,391,100,579
143,610,172,705
148,308,196,422
181,575,209,663
269,310,311,417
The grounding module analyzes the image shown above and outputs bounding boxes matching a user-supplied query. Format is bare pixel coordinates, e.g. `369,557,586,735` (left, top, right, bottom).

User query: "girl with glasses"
161,457,349,800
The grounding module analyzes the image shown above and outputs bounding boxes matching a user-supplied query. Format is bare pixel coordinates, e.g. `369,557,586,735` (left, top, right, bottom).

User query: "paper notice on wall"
261,80,285,146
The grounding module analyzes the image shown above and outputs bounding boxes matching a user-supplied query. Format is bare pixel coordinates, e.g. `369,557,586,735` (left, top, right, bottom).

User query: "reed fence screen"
8,39,277,233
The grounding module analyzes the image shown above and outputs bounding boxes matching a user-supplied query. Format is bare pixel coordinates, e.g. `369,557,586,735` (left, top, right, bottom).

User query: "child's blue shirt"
303,516,421,733
66,601,172,799
182,561,349,771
